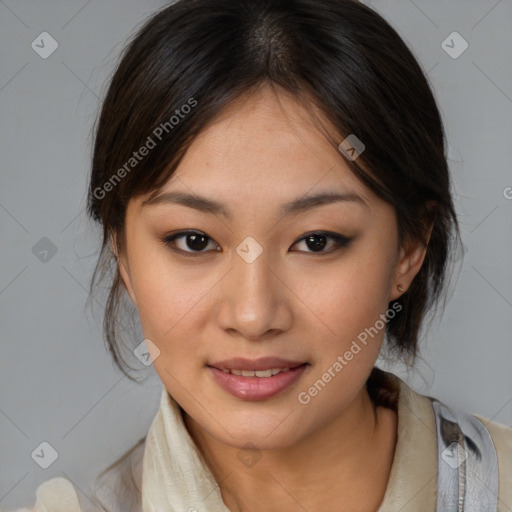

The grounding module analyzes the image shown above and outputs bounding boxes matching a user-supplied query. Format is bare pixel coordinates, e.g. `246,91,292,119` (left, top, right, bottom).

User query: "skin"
116,86,430,511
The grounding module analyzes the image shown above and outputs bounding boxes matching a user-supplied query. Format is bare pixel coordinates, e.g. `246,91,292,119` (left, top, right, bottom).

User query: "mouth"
217,367,296,377
208,356,307,373
207,358,309,400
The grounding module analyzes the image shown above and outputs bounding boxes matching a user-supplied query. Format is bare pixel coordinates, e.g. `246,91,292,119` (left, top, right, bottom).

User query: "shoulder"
414,381,512,510
474,413,512,457
397,371,512,479
6,438,146,512
5,477,82,512
475,414,512,452
90,437,145,512
473,414,512,511
376,369,512,510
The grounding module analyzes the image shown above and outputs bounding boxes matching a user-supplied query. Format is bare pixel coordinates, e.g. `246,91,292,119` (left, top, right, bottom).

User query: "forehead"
145,87,375,209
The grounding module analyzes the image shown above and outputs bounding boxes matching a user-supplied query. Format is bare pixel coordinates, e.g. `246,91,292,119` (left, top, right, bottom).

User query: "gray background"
1,0,511,509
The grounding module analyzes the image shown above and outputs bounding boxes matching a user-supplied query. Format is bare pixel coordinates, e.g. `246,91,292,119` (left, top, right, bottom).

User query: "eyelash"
160,230,352,258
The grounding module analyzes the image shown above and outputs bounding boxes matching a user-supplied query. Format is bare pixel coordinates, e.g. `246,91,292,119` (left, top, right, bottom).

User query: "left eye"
293,232,352,253
161,230,352,256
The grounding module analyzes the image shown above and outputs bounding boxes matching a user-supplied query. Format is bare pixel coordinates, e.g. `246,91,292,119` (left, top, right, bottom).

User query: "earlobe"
390,238,429,301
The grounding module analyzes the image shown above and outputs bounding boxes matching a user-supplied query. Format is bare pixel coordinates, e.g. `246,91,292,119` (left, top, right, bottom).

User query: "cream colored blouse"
6,370,512,512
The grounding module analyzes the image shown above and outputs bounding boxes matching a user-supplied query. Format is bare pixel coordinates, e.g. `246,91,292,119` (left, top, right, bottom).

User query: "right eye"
161,230,220,257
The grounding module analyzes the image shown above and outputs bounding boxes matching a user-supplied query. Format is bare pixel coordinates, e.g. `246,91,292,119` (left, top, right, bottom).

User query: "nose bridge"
217,236,289,338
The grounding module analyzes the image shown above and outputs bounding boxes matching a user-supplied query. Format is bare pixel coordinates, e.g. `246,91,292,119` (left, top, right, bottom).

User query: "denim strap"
432,399,499,511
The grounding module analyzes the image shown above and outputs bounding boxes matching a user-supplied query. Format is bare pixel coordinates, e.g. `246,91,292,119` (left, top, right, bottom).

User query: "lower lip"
208,364,308,400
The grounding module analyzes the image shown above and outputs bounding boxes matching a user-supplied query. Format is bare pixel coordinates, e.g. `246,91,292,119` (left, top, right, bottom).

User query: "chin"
223,429,300,452
211,408,305,449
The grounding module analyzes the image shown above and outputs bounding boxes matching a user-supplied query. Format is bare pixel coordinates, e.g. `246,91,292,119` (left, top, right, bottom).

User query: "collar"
141,370,438,512
376,371,437,512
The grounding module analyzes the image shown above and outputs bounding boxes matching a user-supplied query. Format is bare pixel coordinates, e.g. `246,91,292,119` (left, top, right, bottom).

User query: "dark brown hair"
87,0,460,382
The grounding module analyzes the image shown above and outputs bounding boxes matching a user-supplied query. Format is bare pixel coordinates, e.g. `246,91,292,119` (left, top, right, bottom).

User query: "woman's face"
119,87,425,450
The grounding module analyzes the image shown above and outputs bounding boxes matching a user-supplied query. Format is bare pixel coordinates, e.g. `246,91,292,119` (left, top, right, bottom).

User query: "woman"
12,0,512,511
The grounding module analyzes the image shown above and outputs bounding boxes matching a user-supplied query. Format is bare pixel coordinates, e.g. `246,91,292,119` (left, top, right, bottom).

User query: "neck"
183,386,397,512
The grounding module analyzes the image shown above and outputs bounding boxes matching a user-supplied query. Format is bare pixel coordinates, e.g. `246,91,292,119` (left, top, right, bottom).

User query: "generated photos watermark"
93,97,197,200
297,302,402,405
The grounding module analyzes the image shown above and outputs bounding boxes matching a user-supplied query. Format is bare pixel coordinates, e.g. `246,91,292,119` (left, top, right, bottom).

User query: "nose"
215,243,293,341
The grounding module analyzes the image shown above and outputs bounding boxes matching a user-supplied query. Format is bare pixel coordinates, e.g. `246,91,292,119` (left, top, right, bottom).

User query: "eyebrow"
141,189,367,219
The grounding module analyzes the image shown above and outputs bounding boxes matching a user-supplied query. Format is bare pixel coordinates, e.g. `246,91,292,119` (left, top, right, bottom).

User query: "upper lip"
208,357,307,371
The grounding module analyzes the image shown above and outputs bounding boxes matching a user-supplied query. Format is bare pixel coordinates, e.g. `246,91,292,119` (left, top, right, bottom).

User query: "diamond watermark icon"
441,441,468,469
32,237,58,263
338,134,365,161
31,32,59,59
236,236,263,264
134,338,161,366
31,441,59,469
236,442,262,468
441,32,468,59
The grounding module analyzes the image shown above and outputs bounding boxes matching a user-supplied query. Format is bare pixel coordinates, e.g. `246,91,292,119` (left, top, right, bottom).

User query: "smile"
208,359,309,400
220,368,291,377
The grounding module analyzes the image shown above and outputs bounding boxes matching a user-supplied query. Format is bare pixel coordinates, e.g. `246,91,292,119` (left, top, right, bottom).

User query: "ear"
109,233,137,305
389,226,433,302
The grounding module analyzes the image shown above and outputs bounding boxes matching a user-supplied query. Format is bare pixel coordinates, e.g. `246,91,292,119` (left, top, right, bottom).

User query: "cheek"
296,247,396,342
126,243,219,369
292,254,395,423
134,267,207,343
134,271,209,389
125,241,182,335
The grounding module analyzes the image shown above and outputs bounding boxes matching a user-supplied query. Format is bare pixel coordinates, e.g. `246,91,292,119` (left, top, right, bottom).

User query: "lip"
208,361,309,401
208,357,306,371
